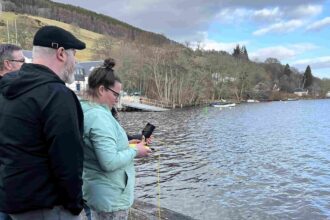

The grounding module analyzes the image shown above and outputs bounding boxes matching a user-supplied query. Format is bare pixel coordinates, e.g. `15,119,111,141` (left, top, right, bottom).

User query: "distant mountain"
1,0,177,46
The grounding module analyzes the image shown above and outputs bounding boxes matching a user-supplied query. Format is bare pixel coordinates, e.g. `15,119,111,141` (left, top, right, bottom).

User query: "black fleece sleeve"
127,133,143,140
42,84,84,215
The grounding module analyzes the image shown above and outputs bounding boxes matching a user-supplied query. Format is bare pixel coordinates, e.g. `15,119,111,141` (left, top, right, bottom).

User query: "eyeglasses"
8,59,25,63
106,87,120,99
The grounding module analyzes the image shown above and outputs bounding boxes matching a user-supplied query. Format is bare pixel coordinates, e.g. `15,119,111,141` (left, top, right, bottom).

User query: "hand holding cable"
134,139,152,157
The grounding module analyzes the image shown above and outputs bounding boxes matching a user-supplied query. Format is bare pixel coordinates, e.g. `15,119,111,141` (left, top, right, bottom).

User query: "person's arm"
42,84,84,215
127,133,142,140
89,111,137,172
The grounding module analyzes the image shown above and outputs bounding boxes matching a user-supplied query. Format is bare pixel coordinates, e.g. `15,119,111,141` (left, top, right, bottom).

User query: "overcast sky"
52,0,330,78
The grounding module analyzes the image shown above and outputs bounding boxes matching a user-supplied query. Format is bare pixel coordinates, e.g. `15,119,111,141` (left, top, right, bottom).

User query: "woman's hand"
135,140,152,157
145,135,153,145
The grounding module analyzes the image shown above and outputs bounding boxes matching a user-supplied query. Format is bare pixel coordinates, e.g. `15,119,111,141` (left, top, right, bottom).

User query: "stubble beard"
61,58,75,84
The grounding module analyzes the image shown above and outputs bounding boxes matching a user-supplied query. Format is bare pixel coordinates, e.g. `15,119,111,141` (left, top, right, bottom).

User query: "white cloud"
216,8,252,24
250,43,317,61
253,19,304,36
306,17,330,31
187,32,248,52
292,56,330,69
253,7,282,21
288,4,323,18
225,4,322,25
290,43,318,52
202,39,249,53
250,46,296,61
218,0,324,8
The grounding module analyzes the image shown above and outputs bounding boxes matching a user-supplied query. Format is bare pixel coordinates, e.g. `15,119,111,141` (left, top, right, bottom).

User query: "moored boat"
246,99,260,103
287,98,298,101
211,102,236,108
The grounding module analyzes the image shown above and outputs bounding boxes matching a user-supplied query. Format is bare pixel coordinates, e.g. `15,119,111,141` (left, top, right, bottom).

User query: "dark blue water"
120,99,330,220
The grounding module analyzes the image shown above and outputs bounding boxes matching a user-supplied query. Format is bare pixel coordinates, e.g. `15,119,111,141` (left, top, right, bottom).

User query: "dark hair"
0,44,22,70
86,58,121,98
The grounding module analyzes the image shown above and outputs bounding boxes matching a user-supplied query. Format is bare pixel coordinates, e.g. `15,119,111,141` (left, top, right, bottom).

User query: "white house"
326,91,330,98
293,88,308,97
66,61,103,94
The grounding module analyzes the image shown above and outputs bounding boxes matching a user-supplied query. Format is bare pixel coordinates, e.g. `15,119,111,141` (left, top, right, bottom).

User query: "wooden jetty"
120,96,169,112
121,102,169,112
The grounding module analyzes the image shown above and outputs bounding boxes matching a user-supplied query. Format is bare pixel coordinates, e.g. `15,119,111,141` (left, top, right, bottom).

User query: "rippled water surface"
119,99,330,220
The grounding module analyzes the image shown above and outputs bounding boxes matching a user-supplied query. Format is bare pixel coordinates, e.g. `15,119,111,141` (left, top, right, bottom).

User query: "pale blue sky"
53,0,330,78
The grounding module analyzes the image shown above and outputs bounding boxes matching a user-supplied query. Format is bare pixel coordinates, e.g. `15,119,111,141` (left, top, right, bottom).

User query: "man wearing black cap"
0,26,86,220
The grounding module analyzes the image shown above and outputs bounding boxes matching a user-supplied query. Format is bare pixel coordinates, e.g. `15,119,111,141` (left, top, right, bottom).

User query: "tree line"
109,43,325,105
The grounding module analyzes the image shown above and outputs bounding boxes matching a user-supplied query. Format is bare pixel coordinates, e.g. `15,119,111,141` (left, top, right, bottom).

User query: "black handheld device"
142,123,155,139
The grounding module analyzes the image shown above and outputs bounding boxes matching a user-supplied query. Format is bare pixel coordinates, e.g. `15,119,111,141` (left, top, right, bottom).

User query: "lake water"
119,99,330,220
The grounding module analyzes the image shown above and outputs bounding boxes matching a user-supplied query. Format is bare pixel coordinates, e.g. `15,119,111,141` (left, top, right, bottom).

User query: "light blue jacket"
80,100,137,212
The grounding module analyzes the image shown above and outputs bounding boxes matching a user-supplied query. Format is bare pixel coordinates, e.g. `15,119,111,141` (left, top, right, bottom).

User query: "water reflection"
119,100,330,220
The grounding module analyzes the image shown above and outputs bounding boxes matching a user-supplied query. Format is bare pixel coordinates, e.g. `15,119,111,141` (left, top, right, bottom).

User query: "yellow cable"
157,153,161,220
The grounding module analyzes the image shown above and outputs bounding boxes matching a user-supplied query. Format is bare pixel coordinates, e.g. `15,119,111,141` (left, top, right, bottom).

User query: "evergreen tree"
302,65,313,89
283,64,291,76
232,44,249,60
241,45,249,61
232,44,240,58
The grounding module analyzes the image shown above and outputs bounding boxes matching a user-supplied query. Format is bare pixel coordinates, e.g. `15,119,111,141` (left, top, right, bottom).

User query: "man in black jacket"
0,26,85,220
0,43,24,220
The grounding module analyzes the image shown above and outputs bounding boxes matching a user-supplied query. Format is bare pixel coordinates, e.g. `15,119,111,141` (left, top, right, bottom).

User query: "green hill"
1,0,176,47
0,12,109,60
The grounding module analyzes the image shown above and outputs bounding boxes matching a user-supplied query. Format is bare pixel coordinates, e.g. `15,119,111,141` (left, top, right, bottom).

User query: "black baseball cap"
33,25,86,50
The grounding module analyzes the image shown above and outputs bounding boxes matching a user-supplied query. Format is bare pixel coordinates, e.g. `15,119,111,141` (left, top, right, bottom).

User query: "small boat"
211,102,236,108
246,99,259,103
287,98,298,101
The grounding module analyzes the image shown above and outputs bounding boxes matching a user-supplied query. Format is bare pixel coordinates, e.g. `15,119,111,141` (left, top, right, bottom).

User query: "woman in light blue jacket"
81,58,151,220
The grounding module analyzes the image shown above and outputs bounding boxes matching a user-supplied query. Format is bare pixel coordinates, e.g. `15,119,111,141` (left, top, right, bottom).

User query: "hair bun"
103,58,116,69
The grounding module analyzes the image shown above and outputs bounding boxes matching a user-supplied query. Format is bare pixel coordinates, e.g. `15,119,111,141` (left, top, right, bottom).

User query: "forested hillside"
1,0,329,105
1,0,175,46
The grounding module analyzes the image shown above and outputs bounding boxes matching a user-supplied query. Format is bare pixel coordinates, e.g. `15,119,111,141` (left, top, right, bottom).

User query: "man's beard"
61,58,75,84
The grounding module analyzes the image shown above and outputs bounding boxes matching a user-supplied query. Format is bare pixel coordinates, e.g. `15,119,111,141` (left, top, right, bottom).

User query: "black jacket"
0,64,84,215
110,107,142,140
